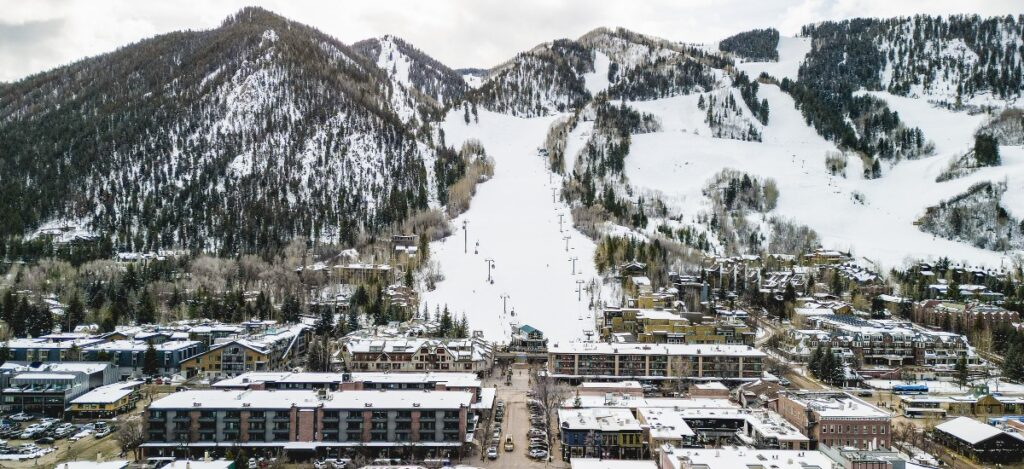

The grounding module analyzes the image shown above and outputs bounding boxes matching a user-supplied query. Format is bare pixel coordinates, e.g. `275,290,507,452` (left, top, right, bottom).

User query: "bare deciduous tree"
116,416,145,460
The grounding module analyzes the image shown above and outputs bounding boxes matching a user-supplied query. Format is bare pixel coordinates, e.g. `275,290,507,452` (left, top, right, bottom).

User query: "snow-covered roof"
71,380,142,404
571,459,657,469
58,462,129,469
87,340,200,352
936,416,1004,444
549,342,765,358
662,446,835,469
784,392,889,419
558,407,641,432
150,389,472,410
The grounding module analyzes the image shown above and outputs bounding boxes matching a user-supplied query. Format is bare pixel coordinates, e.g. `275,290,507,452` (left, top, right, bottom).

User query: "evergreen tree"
947,277,961,301
809,344,824,377
974,134,1000,166
0,342,8,367
439,305,453,337
955,355,969,389
346,309,360,334
830,272,844,296
136,289,157,325
0,291,15,328
66,344,82,361
143,342,159,376
66,293,86,332
11,297,27,337
314,307,334,336
281,294,302,323
123,263,142,291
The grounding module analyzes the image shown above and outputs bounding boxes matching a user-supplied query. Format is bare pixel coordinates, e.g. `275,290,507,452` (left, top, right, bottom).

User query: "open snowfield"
423,110,600,344
621,83,1022,269
734,36,810,81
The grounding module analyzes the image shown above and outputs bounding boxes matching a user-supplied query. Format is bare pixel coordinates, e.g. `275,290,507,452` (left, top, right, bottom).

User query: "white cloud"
0,0,1019,82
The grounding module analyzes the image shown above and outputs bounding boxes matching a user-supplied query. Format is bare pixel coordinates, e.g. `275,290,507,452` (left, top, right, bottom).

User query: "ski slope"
621,84,1020,269
423,110,600,344
734,36,810,81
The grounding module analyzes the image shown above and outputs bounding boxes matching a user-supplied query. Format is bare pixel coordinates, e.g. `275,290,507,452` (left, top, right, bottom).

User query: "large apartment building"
142,389,474,459
548,342,765,382
600,308,753,345
788,315,978,368
178,324,312,379
773,391,891,450
341,338,493,373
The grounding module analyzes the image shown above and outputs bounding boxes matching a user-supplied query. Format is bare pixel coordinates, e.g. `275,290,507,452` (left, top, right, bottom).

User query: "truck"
504,436,514,452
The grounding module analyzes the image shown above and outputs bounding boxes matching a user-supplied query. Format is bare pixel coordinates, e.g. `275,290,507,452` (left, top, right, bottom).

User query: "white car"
487,447,498,460
528,449,548,459
9,413,32,422
69,430,92,441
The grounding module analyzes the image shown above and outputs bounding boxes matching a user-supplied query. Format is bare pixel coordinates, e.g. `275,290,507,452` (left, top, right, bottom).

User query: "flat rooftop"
150,389,473,410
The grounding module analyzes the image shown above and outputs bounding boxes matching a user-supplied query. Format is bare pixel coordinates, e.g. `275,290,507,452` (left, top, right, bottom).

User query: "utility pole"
576,280,585,301
569,257,578,275
462,220,469,254
500,294,510,315
485,258,495,283
563,236,571,252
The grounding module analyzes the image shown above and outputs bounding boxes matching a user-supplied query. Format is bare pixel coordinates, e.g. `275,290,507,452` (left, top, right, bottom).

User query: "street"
477,365,568,469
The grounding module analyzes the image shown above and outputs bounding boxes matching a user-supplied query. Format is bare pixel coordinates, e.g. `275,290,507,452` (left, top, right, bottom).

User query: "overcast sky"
1,0,1020,82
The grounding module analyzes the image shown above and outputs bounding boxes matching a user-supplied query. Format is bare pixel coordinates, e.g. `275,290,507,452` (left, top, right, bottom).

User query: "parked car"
487,447,498,460
34,437,54,445
779,378,791,387
528,449,548,459
9,413,32,422
94,427,113,439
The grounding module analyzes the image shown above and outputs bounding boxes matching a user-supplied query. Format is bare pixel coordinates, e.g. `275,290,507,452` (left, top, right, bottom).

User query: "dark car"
34,437,54,445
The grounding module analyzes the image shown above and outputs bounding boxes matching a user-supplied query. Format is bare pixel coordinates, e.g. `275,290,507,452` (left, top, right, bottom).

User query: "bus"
892,384,928,395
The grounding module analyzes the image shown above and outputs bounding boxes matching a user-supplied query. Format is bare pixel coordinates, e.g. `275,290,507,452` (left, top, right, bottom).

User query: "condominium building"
178,324,312,379
142,389,474,459
548,342,764,382
211,371,491,406
791,315,978,368
341,337,493,373
600,309,753,345
773,391,891,450
84,340,205,379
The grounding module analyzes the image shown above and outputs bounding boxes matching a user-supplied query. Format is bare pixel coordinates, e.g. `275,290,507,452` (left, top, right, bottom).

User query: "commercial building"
548,342,764,383
773,391,891,450
69,380,143,419
637,406,808,452
0,362,117,417
558,408,645,461
142,389,474,460
659,446,837,469
934,416,1024,464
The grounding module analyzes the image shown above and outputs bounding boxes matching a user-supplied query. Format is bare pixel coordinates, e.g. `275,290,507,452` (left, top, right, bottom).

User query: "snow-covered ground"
423,110,600,344
620,83,1022,269
867,379,1024,395
734,36,810,81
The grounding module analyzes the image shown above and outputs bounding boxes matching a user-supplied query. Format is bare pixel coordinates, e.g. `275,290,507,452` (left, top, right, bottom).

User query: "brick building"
773,391,891,450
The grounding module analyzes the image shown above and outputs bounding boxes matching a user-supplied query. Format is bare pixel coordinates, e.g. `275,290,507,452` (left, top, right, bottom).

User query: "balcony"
173,415,191,422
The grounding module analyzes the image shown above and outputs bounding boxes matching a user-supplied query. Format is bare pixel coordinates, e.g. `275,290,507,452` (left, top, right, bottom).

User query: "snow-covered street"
422,110,600,344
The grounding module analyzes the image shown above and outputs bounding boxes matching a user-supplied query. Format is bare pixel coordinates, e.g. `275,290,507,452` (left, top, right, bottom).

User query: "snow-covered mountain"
352,35,469,108
0,8,446,255
3,9,1024,273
